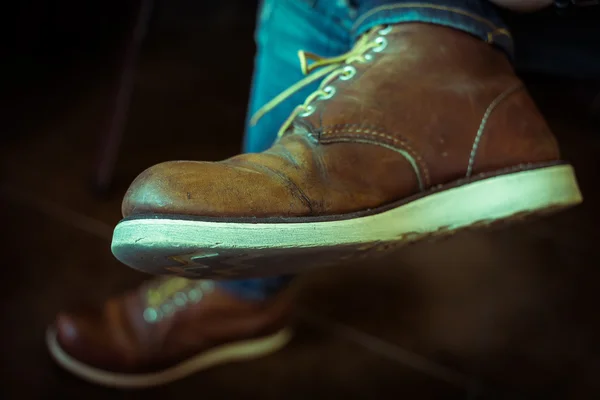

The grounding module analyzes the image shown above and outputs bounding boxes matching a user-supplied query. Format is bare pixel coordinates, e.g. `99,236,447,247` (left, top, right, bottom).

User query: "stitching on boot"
466,83,524,178
320,124,431,188
320,134,427,191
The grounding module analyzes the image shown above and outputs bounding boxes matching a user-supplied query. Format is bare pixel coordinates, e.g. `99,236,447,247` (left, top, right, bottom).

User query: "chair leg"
93,0,154,195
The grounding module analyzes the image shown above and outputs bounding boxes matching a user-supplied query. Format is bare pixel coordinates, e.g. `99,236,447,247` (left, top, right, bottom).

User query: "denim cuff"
216,275,294,301
352,1,513,59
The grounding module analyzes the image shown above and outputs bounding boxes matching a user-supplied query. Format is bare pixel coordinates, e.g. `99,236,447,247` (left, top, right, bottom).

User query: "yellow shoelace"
250,27,390,139
146,277,193,308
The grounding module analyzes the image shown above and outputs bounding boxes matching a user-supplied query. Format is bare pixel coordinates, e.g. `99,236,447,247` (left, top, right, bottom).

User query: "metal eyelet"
161,302,175,316
320,86,336,100
339,65,357,81
143,307,162,323
299,104,316,117
378,25,392,36
188,288,203,302
173,292,188,307
362,53,374,62
373,36,388,52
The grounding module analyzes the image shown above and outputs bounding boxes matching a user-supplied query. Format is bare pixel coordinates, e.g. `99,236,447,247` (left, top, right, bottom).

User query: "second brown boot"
112,24,582,279
47,277,294,388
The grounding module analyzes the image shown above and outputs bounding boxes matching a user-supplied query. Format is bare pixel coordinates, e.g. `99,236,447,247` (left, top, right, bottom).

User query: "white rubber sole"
46,327,293,389
111,164,582,278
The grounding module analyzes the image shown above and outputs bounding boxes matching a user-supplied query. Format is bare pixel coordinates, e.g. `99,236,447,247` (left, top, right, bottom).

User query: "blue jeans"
215,0,571,300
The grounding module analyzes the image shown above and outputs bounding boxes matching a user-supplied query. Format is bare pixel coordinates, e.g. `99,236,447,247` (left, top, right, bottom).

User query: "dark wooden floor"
1,2,599,399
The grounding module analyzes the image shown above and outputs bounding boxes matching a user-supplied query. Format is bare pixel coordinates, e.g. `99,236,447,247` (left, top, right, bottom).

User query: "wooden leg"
93,0,154,194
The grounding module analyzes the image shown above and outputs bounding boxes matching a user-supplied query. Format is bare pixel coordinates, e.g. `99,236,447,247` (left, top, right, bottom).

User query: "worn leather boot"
112,24,581,279
46,277,294,388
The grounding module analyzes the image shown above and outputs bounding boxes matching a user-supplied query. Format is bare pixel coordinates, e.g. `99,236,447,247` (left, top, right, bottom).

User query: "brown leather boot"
112,24,582,279
46,277,294,388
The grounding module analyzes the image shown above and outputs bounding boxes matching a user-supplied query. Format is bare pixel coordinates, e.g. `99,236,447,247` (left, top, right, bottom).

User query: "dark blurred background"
1,0,599,399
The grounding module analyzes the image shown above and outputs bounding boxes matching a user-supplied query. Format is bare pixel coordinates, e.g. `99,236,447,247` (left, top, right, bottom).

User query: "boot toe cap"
122,160,311,218
51,311,124,371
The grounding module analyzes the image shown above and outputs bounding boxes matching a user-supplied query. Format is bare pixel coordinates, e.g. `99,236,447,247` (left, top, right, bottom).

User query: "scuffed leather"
55,282,294,373
122,24,560,220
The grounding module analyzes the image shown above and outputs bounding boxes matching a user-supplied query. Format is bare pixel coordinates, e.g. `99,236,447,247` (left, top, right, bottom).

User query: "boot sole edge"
111,164,582,278
46,327,293,388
